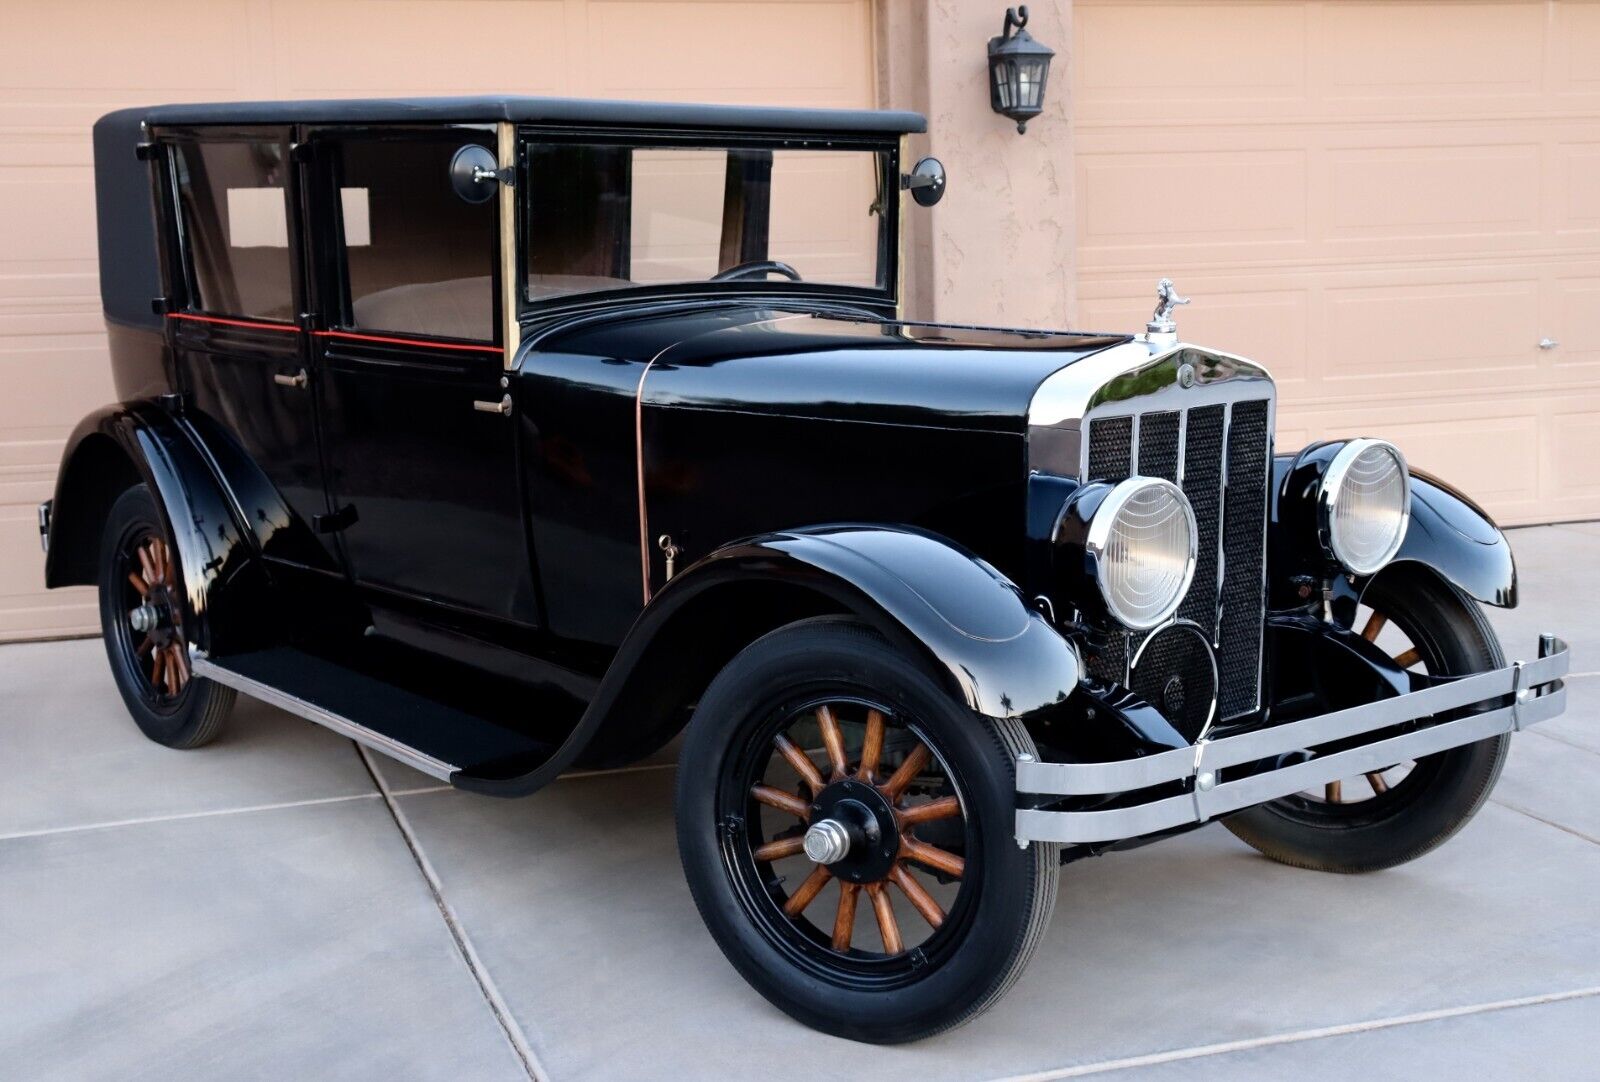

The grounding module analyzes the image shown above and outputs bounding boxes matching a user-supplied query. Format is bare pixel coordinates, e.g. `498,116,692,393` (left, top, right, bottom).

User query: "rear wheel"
676,618,1058,1043
1224,570,1509,873
98,485,234,748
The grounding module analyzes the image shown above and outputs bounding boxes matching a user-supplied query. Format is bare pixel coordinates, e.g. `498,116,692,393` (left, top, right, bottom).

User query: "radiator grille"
1083,397,1271,719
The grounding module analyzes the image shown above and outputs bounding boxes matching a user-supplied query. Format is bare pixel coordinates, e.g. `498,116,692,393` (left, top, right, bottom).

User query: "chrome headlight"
1319,439,1410,575
1085,477,1198,630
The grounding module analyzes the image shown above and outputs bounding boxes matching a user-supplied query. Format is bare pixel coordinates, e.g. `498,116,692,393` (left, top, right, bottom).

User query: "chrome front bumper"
1015,634,1570,845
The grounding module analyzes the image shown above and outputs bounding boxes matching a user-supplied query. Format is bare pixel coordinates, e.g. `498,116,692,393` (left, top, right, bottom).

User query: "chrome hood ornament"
1147,278,1190,343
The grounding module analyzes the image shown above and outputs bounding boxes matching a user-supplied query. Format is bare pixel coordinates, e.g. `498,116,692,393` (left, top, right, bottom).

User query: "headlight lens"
1320,439,1410,575
1087,478,1198,630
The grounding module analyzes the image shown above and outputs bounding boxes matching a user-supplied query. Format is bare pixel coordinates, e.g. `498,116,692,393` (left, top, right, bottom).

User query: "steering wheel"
709,260,803,283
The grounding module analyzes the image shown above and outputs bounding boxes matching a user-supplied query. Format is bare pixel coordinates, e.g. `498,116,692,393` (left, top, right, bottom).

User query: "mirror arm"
900,172,942,194
472,164,516,188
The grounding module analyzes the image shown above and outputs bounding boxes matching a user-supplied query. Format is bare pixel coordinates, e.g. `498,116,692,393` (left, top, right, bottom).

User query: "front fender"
716,525,1083,719
454,525,1082,799
1271,442,1516,610
45,401,275,654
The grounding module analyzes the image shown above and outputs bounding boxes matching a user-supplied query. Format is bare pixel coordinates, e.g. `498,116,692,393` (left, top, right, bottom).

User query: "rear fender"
45,401,277,654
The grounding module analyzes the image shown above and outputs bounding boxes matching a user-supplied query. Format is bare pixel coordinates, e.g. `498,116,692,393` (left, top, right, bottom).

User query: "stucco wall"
879,0,1077,329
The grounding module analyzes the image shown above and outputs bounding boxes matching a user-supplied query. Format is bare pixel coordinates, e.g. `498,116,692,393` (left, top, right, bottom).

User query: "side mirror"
902,157,947,207
450,144,504,204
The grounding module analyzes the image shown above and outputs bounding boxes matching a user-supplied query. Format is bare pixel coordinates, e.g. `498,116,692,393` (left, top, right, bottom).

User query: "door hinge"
313,504,359,534
135,142,161,162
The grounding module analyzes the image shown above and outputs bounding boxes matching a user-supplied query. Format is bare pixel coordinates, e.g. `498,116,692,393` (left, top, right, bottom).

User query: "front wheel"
1224,570,1510,873
676,618,1058,1043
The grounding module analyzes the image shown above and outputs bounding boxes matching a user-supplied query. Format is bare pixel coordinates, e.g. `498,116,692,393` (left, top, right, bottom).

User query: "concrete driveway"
2,524,1596,1081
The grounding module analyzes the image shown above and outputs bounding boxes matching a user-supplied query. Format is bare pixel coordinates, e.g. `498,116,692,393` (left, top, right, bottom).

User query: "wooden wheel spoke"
150,647,167,688
752,835,806,863
164,646,180,696
899,836,964,879
815,704,848,780
170,643,190,687
1393,647,1421,669
1361,611,1387,642
1325,780,1343,803
782,865,831,918
751,784,811,820
774,734,825,796
1365,771,1390,795
866,882,902,954
127,572,149,597
858,709,885,782
880,743,931,801
137,544,159,585
137,636,154,659
832,882,859,951
889,863,946,929
159,539,175,585
898,795,961,827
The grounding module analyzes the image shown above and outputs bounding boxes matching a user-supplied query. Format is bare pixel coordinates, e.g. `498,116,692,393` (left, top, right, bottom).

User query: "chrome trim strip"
191,654,458,781
1013,636,1569,845
1214,401,1231,647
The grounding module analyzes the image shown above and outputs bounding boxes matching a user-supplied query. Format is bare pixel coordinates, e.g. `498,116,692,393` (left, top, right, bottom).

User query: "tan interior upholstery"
349,274,639,341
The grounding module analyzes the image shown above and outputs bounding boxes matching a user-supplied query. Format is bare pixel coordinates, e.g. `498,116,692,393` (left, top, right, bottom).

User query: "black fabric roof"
130,95,926,134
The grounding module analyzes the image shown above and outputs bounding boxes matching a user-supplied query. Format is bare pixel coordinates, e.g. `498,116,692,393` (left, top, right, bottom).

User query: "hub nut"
803,818,852,865
129,603,160,634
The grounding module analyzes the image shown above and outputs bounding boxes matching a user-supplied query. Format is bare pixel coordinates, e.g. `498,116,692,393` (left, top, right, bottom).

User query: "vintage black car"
43,96,1568,1043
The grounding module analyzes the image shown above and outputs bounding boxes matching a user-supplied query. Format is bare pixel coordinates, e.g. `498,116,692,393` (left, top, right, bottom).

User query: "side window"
170,137,295,321
330,136,499,343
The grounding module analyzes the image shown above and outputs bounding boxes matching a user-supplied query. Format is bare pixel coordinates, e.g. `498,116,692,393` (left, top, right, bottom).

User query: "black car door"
302,126,537,626
160,126,339,571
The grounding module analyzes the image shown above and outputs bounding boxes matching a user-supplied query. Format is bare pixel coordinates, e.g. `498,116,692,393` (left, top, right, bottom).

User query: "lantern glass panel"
1018,59,1046,109
992,60,1015,109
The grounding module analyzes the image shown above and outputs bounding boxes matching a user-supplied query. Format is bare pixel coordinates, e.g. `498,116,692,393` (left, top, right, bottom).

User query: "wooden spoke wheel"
1297,605,1422,808
114,530,192,704
1224,571,1511,874
676,619,1059,1042
97,485,233,749
742,700,973,964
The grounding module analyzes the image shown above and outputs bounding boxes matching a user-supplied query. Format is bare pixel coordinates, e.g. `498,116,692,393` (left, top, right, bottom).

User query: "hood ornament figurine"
1146,277,1190,343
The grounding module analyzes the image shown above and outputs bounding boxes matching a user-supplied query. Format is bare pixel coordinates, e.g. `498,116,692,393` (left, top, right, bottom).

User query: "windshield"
521,140,891,303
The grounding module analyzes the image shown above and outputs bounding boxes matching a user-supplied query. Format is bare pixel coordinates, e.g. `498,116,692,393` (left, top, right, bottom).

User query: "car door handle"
274,368,309,389
473,394,513,416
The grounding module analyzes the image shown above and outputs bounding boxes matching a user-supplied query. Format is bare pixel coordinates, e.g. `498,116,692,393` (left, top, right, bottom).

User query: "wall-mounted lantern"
987,6,1055,134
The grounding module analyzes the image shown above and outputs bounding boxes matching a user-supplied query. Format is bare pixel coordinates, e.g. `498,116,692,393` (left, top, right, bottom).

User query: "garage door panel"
1323,279,1540,380
1318,2,1544,101
0,1,247,93
1550,410,1600,500
1559,143,1600,234
1078,0,1600,525
271,1,569,95
1078,148,1307,254
1555,2,1600,95
1076,2,1309,114
1326,143,1540,241
594,1,873,103
1554,275,1600,367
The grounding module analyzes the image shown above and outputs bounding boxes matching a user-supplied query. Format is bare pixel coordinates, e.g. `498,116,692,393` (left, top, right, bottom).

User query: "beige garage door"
1073,0,1600,528
0,0,877,641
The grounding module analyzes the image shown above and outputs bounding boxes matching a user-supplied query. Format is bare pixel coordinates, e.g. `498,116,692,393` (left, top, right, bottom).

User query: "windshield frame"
514,125,900,319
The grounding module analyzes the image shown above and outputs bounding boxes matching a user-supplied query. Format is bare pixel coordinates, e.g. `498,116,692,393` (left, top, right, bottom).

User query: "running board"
192,647,557,783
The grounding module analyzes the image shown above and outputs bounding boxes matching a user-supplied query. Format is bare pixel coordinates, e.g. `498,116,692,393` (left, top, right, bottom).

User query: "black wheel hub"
809,778,901,883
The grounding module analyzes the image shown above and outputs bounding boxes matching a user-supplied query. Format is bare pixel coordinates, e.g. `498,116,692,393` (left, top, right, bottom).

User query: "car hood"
528,305,1131,433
